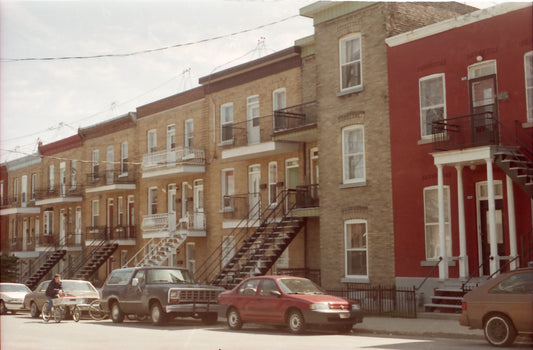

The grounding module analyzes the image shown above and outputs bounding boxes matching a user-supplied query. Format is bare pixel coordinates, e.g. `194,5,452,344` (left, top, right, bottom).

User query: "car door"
247,279,285,323
121,270,146,314
234,279,260,322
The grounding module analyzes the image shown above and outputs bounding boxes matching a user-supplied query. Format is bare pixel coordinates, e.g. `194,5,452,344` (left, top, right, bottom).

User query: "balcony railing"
230,116,275,148
85,169,137,187
142,147,205,171
273,101,317,133
222,193,262,220
34,187,83,200
294,184,319,208
141,213,174,232
85,225,136,240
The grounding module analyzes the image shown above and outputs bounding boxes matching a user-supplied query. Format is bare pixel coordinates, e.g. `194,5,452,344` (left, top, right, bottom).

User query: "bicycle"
72,300,108,322
42,294,83,323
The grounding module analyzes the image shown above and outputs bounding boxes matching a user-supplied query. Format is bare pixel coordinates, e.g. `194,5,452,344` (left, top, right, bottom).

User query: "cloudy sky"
0,0,503,163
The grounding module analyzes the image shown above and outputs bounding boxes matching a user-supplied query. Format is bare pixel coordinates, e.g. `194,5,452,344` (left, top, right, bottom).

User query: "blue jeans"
45,297,55,314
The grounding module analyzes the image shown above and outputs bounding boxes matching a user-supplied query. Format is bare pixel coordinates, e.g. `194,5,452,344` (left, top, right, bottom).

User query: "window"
342,125,365,184
222,169,235,210
345,220,368,277
43,210,53,236
121,142,128,174
92,150,99,180
70,160,77,189
247,95,260,125
167,124,176,150
92,200,99,227
118,196,124,226
48,165,54,190
13,178,19,201
148,187,158,215
423,186,452,260
525,51,533,122
31,174,36,200
419,74,446,138
273,88,286,130
147,129,157,153
185,119,194,149
220,103,234,144
268,162,278,206
21,175,27,203
490,271,533,294
339,33,362,92
1,180,4,205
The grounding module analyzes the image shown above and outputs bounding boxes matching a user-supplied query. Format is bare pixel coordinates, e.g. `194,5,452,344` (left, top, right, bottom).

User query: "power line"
0,15,298,63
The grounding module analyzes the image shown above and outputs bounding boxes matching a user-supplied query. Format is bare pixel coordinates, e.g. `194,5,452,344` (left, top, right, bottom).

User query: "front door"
286,158,300,210
248,165,261,219
479,199,505,276
247,96,260,145
193,180,204,229
469,75,498,146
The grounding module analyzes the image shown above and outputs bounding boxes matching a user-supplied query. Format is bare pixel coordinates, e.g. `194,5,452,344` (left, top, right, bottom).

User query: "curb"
354,327,485,340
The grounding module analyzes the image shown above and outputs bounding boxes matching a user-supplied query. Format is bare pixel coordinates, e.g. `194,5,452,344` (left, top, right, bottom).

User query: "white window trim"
120,141,128,176
147,129,157,154
344,219,368,278
220,103,234,145
525,51,533,123
148,187,158,215
339,33,363,94
92,150,99,179
423,186,452,261
92,200,99,227
185,119,194,149
221,168,235,211
48,165,54,190
419,73,447,139
342,125,366,185
268,161,278,207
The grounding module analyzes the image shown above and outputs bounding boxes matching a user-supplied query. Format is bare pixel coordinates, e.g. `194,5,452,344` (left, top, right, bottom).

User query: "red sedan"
218,276,363,333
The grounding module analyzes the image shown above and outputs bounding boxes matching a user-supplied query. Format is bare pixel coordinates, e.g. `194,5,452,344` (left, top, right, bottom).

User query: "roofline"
386,2,532,47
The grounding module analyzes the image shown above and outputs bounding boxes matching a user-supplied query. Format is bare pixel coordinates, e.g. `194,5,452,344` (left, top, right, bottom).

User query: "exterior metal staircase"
24,248,67,290
195,189,305,290
72,242,119,280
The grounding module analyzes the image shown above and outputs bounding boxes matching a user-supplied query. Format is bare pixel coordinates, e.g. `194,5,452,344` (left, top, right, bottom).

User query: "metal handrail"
415,257,442,291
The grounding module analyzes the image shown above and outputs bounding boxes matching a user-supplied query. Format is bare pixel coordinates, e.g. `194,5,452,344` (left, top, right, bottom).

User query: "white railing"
141,213,177,232
142,147,205,171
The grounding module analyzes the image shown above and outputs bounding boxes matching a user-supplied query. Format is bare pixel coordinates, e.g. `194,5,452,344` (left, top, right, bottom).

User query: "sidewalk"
355,313,484,339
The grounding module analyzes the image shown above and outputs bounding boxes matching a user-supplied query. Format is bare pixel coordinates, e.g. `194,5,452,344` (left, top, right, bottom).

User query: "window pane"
342,62,361,89
346,222,366,249
347,251,367,275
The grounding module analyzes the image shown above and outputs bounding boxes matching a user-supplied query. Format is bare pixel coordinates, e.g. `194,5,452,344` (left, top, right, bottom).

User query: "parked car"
100,266,225,326
218,275,363,334
0,283,32,315
459,267,533,347
24,279,100,318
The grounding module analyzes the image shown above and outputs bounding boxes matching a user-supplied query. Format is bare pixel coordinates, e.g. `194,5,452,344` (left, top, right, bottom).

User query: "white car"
0,283,32,315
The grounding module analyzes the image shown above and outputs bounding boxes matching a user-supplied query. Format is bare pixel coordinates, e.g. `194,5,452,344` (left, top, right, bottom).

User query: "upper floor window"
525,51,533,122
147,129,157,154
344,219,368,277
273,88,286,130
21,175,27,203
185,120,194,149
43,210,53,235
148,187,158,215
419,74,446,138
221,169,235,210
339,33,362,92
423,186,452,260
13,178,19,201
31,174,36,200
342,125,365,184
220,103,234,145
167,124,176,150
91,150,99,180
91,200,99,227
268,162,278,206
70,160,77,189
0,180,4,204
121,142,128,174
48,165,54,190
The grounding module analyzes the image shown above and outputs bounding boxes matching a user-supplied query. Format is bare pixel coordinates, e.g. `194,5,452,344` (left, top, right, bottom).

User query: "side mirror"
271,290,282,297
131,278,139,287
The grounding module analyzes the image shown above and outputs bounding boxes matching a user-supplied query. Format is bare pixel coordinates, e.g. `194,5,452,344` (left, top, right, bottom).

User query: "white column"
437,164,448,280
456,165,467,278
506,175,518,269
486,158,499,275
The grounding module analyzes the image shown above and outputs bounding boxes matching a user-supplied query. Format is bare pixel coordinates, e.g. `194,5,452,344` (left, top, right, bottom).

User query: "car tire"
227,307,243,330
484,314,516,347
30,302,40,318
151,302,167,326
287,309,306,334
110,302,124,323
0,300,6,315
72,306,81,322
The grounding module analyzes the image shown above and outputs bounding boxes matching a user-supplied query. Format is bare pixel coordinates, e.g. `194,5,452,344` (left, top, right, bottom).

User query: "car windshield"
62,281,97,293
146,269,194,284
0,284,31,293
278,278,324,294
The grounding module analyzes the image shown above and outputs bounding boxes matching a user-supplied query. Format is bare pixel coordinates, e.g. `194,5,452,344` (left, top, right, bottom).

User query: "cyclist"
44,274,63,317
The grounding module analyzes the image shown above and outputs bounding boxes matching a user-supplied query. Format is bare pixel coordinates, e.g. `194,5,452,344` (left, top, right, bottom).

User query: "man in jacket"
44,274,63,315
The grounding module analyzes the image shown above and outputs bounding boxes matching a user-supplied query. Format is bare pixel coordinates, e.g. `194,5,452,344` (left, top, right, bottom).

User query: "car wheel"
72,306,81,322
287,309,306,334
110,302,124,323
151,302,167,326
0,300,6,315
227,307,242,330
30,302,40,318
484,314,517,347
202,312,218,325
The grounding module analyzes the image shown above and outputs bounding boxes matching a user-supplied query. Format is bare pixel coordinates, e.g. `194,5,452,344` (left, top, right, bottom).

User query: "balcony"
85,225,136,242
85,169,137,193
221,115,299,161
141,211,205,238
142,147,205,179
292,184,319,217
0,196,41,215
272,101,318,143
34,187,83,206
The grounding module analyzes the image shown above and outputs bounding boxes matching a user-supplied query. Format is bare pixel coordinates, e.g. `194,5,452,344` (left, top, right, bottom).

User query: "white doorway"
193,180,204,229
248,165,261,219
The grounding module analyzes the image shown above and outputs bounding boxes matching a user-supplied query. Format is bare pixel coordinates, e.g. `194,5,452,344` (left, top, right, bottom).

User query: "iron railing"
142,147,205,171
273,101,317,133
295,184,319,208
85,169,137,186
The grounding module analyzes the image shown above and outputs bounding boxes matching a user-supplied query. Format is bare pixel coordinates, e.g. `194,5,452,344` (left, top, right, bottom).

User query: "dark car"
23,279,100,318
100,266,225,326
459,267,533,347
218,275,363,334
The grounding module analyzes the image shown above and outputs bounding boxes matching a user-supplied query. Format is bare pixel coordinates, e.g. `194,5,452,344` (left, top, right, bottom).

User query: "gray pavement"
354,313,484,339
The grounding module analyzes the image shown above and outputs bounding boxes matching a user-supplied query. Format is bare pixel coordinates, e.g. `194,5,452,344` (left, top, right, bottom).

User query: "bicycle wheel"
72,306,81,322
54,306,63,323
42,303,51,322
88,300,107,321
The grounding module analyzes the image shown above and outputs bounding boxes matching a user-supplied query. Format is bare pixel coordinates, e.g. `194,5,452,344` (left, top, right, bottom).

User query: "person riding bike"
44,274,64,316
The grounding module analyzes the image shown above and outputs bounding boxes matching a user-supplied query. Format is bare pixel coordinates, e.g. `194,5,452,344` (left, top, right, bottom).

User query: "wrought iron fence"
327,284,417,318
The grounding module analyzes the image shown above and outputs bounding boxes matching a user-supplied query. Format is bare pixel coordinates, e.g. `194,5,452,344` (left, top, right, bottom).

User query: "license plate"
339,313,350,319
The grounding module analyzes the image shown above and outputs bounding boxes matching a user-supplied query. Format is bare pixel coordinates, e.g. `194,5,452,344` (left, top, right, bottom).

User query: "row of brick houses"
1,2,531,308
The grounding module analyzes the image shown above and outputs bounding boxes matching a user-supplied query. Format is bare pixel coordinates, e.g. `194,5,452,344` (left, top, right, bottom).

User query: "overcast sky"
0,0,503,163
